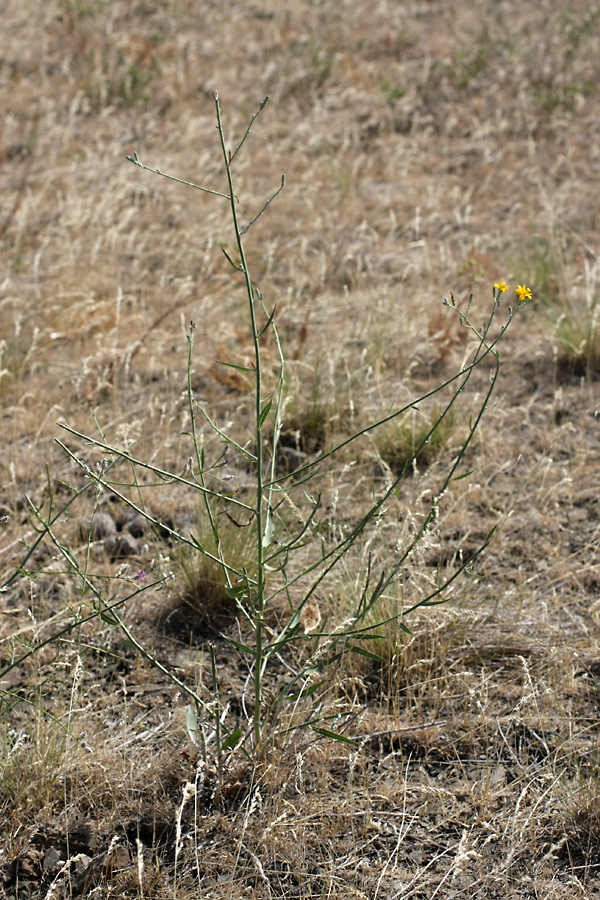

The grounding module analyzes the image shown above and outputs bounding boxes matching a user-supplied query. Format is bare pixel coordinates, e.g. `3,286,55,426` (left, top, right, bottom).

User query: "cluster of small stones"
77,503,148,561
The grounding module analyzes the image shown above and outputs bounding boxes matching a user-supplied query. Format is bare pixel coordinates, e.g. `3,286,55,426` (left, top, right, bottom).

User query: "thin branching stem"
126,151,230,199
214,92,271,747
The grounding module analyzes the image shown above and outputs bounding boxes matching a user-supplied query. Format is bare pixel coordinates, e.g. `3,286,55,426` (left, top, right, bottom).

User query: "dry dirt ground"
3,0,600,897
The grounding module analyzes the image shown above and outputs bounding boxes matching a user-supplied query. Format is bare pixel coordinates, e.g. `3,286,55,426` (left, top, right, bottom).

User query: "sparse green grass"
448,29,491,91
517,234,600,376
372,404,456,476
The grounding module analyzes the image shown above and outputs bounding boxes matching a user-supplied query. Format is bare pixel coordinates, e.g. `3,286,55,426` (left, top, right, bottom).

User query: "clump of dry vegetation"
2,1,600,898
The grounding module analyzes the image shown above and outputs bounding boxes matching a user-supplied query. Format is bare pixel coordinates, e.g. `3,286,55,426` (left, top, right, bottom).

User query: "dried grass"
3,0,600,896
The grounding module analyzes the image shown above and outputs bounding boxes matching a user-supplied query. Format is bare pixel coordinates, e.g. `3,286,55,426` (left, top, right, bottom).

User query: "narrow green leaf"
221,247,243,270
349,645,386,663
258,398,272,430
221,728,242,751
265,622,300,655
311,727,358,746
365,569,387,612
320,651,344,667
220,634,257,656
452,470,473,482
258,305,277,336
224,583,249,599
119,638,138,651
285,679,326,701
216,359,255,373
99,610,119,626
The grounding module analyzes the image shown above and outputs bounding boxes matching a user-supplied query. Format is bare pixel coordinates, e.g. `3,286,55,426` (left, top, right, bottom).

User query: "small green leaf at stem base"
221,728,242,751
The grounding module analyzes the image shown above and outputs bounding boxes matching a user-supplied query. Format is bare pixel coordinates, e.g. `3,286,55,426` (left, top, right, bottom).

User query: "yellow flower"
493,280,509,293
515,284,532,302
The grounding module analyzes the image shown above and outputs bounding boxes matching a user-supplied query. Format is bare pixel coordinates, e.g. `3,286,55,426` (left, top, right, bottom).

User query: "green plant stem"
126,151,230,199
214,92,267,748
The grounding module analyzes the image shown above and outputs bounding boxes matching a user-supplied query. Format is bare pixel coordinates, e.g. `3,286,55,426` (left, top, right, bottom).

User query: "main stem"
214,95,266,748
